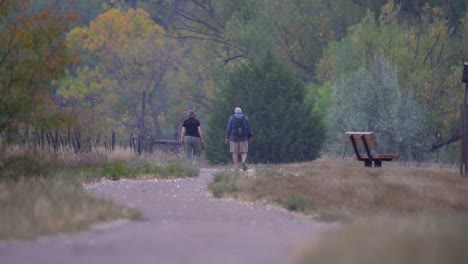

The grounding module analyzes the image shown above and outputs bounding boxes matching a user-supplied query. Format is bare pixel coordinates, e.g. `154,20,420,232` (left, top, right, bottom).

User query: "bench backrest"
345,132,378,147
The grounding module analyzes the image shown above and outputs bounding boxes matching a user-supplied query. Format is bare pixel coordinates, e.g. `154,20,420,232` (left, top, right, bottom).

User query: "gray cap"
234,107,242,114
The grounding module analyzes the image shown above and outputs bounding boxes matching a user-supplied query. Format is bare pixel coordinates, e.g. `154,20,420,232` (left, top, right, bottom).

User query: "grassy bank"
209,159,466,220
0,148,199,240
208,158,468,263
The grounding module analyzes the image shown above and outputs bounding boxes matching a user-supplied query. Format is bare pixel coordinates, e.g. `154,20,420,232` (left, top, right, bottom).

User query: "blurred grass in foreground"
0,148,199,240
0,177,140,240
292,215,468,264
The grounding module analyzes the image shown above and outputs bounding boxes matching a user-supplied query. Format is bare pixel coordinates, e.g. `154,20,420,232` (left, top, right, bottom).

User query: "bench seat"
353,154,400,160
345,132,399,167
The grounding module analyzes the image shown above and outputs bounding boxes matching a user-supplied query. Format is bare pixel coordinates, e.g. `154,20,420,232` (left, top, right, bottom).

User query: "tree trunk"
138,91,147,155
147,99,161,138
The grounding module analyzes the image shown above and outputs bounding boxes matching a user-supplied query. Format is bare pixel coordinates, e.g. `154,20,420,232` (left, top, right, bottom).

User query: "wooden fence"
1,129,182,155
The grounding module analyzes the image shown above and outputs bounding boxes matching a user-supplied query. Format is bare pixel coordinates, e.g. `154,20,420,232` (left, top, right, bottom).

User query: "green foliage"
280,196,308,212
328,55,431,161
206,52,324,164
319,4,467,160
173,0,368,82
163,161,200,178
101,161,134,180
100,160,200,180
395,0,468,27
209,171,240,198
259,0,367,81
204,102,233,164
29,0,105,26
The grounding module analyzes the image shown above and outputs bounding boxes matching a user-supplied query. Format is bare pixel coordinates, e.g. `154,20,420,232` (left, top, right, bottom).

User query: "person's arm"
198,126,204,144
225,117,232,144
246,119,253,140
180,126,186,145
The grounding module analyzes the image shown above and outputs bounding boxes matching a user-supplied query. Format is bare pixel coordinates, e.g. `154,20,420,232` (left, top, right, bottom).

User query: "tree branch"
431,132,460,152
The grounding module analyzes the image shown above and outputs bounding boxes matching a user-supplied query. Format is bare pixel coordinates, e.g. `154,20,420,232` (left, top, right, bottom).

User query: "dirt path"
0,168,334,264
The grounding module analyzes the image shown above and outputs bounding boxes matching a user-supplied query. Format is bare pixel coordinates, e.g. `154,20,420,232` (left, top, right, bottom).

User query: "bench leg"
374,160,382,167
364,160,372,167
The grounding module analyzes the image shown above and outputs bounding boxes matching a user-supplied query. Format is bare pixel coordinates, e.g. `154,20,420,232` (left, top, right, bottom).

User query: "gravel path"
0,168,334,264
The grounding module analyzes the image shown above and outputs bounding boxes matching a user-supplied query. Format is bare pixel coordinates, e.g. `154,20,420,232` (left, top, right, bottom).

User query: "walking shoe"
241,162,247,171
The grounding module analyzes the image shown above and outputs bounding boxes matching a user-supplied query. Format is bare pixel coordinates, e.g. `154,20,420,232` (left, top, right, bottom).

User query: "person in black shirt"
181,110,204,161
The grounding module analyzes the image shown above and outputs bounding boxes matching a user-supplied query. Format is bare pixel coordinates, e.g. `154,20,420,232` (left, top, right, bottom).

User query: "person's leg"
232,152,238,167
239,141,249,171
230,141,239,169
186,136,200,161
184,136,192,160
191,137,200,161
241,152,247,163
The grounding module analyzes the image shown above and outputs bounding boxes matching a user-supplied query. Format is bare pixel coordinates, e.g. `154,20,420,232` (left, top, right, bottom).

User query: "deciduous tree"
0,0,77,136
328,55,430,161
63,8,182,138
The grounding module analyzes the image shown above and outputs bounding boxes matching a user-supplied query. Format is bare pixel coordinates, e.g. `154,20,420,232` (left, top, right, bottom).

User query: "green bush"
209,171,239,198
130,159,200,179
281,196,307,212
135,164,163,175
101,161,134,180
163,161,200,178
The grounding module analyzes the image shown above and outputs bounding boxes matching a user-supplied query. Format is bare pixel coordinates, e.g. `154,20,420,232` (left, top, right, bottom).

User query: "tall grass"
0,146,199,240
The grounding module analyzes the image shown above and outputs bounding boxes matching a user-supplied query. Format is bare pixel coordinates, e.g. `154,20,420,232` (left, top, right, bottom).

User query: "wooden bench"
345,132,399,167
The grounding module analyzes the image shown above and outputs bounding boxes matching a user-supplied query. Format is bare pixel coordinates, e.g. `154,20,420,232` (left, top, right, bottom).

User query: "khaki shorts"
230,141,249,153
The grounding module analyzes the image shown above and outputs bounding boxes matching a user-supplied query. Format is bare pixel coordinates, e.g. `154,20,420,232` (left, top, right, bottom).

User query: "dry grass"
210,159,468,264
210,158,468,220
0,146,193,241
2,145,183,169
0,177,140,240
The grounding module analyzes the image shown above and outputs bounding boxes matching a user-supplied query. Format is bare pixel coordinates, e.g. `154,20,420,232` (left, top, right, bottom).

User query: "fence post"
54,130,60,152
41,129,45,149
68,128,72,149
112,131,116,151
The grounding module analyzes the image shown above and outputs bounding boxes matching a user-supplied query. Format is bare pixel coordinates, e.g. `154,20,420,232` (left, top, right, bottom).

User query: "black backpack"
233,116,246,137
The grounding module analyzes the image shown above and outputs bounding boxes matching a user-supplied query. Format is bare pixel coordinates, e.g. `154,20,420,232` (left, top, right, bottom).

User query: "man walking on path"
225,107,252,170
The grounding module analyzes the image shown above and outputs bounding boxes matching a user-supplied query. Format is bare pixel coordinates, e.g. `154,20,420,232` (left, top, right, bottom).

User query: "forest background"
1,0,468,164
